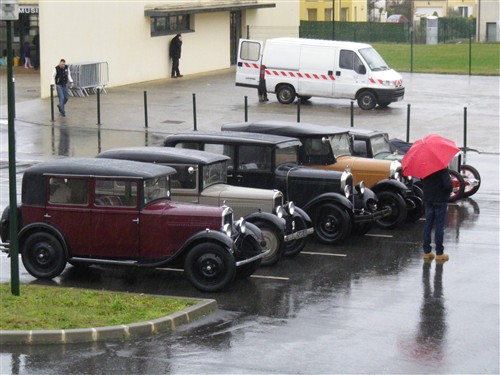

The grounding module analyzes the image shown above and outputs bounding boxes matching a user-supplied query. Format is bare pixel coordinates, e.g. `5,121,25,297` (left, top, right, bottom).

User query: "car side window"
238,145,271,171
170,165,197,190
94,179,138,207
48,177,88,205
205,144,235,171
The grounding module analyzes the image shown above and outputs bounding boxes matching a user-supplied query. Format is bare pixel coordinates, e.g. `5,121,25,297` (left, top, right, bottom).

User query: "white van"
236,37,405,110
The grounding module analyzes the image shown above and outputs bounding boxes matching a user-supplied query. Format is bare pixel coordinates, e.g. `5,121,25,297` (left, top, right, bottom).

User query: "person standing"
421,168,452,262
51,59,73,117
23,41,33,69
169,34,183,78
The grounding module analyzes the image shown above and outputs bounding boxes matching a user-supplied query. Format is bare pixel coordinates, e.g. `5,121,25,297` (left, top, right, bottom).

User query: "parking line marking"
157,268,290,281
250,275,289,280
364,234,393,238
301,252,346,257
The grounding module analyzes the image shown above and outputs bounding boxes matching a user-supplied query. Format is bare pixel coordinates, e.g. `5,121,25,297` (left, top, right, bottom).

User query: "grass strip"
0,284,196,330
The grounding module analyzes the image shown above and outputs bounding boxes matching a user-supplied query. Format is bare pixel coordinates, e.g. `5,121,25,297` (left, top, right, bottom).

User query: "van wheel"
276,85,296,104
357,91,377,110
22,232,67,279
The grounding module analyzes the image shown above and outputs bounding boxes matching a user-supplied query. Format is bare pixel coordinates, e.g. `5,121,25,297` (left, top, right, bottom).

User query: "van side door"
298,45,335,98
236,39,263,89
334,49,368,99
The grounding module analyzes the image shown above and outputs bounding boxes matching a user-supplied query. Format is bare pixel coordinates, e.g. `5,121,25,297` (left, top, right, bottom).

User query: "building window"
150,14,191,37
307,9,318,21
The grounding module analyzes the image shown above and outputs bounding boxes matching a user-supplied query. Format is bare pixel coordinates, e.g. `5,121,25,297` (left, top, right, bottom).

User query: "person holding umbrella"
402,134,459,262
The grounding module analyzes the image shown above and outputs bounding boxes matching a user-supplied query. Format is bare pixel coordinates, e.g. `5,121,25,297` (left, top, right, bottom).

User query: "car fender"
302,193,354,218
18,222,69,257
293,206,313,228
370,179,408,196
244,211,285,234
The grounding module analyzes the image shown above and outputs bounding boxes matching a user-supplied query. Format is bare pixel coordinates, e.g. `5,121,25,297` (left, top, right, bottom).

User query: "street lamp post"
1,0,20,296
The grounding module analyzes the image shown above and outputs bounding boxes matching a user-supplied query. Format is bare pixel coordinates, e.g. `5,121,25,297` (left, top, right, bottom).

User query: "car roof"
22,158,176,206
164,131,302,148
221,120,350,138
24,157,176,178
349,128,386,137
97,147,230,166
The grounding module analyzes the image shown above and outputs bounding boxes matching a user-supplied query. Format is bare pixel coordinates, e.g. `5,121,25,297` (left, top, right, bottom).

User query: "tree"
386,0,412,20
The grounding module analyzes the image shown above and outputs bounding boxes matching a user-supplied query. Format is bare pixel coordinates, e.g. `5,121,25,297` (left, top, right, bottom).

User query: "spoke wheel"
460,164,481,197
448,169,465,202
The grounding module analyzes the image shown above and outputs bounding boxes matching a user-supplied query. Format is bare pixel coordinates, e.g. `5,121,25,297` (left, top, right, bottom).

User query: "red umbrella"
401,134,460,179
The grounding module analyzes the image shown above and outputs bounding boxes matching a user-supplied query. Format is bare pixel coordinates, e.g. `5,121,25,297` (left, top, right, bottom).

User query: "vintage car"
349,128,481,202
164,131,391,244
221,120,424,228
0,158,269,292
96,147,314,265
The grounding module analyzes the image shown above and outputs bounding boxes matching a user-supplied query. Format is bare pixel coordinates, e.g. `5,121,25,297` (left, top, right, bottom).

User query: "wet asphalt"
0,68,499,374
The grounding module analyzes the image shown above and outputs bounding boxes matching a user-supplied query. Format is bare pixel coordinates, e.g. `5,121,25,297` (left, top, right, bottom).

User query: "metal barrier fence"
68,61,108,97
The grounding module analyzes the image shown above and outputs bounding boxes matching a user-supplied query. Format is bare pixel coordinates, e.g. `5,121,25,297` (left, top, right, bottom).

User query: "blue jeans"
56,85,70,114
423,202,448,255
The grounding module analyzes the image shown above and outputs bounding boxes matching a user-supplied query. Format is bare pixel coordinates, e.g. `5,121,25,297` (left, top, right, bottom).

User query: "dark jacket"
422,168,453,203
169,35,182,59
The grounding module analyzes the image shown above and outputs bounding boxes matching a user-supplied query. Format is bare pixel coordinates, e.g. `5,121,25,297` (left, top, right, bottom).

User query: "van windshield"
359,47,390,71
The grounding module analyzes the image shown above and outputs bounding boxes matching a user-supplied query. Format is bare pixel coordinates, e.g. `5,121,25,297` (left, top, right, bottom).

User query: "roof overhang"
145,1,275,17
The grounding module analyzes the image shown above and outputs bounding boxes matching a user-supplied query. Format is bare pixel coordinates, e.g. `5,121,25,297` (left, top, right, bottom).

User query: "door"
91,178,140,258
230,11,242,65
236,39,263,89
334,49,368,99
297,45,335,97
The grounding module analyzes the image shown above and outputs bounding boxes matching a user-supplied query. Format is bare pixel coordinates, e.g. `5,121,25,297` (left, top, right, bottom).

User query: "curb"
0,298,217,345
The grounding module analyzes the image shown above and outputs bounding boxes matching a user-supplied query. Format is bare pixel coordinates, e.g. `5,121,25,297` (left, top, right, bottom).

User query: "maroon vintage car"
0,158,268,292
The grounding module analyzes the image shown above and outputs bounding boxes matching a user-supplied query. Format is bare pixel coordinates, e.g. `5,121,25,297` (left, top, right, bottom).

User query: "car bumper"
284,227,315,242
236,248,271,267
353,207,392,223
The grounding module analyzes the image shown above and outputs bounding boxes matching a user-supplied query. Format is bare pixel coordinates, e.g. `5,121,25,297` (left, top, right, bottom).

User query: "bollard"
350,101,354,127
463,107,467,152
12,78,15,119
244,96,248,122
96,88,101,125
297,98,301,123
144,91,148,128
192,93,197,131
50,85,55,121
406,104,411,142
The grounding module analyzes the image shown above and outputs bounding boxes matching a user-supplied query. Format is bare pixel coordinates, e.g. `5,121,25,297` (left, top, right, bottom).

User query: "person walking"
23,41,33,69
51,59,73,117
169,34,183,78
421,168,452,262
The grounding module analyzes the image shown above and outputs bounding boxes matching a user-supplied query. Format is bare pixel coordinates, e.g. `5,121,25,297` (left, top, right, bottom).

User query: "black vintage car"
164,131,390,244
221,120,424,228
0,158,269,292
97,147,314,265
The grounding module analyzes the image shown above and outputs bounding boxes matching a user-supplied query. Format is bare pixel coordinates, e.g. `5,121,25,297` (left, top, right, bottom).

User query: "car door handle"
132,218,139,224
336,71,341,76
44,213,51,218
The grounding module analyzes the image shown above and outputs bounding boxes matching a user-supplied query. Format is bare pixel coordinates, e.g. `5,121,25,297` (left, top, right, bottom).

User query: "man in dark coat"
421,168,453,262
169,34,183,78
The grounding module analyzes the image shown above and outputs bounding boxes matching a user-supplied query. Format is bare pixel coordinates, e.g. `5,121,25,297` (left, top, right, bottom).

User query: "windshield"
359,47,390,71
143,176,169,204
328,133,352,157
202,161,227,189
370,134,391,157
